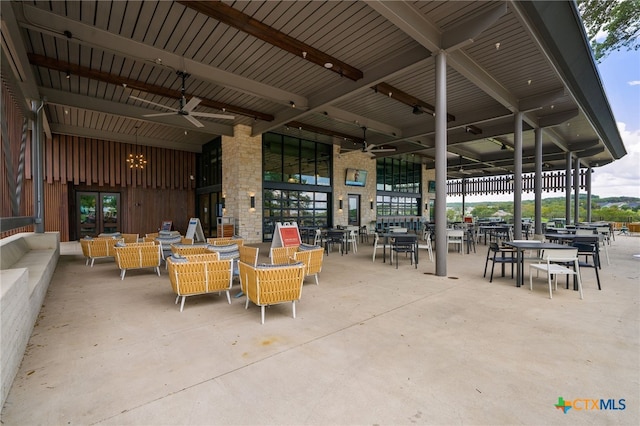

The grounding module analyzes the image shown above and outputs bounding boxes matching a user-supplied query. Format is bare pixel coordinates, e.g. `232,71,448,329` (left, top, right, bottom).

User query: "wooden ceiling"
1,0,626,178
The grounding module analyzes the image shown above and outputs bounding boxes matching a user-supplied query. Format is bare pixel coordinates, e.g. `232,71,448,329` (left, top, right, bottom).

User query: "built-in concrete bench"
0,232,60,408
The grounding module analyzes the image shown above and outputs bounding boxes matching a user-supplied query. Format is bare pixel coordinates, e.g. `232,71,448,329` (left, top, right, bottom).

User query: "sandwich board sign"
270,222,301,250
185,218,206,243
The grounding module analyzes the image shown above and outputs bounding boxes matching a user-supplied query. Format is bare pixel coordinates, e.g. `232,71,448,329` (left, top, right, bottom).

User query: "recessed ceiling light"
324,62,333,68
495,42,501,50
527,79,532,85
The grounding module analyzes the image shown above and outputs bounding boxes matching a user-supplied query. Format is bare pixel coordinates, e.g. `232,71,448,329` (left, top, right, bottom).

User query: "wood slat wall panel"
4,129,196,241
79,138,85,183
46,134,196,190
92,139,98,184
59,137,66,182
52,138,59,182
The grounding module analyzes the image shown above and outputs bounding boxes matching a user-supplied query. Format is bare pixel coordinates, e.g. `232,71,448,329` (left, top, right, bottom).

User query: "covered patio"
2,236,638,424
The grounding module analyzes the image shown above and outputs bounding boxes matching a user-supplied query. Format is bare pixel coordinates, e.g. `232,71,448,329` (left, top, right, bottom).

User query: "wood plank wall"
1,77,34,238
2,85,198,241
45,134,197,240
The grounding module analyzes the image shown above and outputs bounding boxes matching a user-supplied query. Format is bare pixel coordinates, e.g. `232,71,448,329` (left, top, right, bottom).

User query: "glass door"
199,193,211,236
77,192,120,238
348,194,360,226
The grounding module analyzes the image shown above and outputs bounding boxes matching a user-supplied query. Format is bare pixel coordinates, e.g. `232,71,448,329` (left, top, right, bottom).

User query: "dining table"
504,241,575,287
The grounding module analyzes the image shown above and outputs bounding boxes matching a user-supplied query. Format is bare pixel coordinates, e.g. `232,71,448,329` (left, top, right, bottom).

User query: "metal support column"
434,51,448,277
565,152,572,225
574,158,580,224
461,178,466,219
586,166,592,222
534,128,543,235
513,112,523,240
31,100,45,233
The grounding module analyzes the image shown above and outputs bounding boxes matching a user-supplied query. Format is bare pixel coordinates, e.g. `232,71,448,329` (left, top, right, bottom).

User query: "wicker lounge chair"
167,257,234,312
292,247,324,285
114,242,161,280
80,237,123,267
238,261,305,324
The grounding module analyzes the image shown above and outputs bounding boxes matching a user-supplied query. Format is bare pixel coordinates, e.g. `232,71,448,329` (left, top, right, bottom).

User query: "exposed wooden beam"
372,82,455,122
177,1,363,81
27,54,274,122
286,121,364,145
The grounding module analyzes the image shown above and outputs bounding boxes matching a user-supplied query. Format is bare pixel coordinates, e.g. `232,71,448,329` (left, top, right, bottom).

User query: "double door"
77,192,120,238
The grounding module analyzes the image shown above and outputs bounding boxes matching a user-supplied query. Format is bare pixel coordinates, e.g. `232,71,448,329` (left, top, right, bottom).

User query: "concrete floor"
2,235,639,425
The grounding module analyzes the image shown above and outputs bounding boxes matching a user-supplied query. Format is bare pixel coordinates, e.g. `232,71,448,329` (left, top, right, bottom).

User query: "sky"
449,47,640,204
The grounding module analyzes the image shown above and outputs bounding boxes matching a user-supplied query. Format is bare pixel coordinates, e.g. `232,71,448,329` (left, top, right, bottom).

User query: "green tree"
578,0,640,61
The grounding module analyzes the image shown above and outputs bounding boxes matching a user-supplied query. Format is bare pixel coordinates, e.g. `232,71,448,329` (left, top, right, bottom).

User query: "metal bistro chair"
372,232,391,262
325,230,345,255
418,229,434,262
529,248,583,299
390,235,417,269
572,237,601,291
447,229,464,253
484,242,517,283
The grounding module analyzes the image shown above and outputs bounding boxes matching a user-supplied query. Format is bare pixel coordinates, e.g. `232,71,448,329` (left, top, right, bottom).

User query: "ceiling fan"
130,71,234,128
360,127,396,157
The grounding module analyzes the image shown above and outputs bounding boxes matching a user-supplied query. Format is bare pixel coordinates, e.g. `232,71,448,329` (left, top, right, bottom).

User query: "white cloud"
591,122,640,198
629,80,640,86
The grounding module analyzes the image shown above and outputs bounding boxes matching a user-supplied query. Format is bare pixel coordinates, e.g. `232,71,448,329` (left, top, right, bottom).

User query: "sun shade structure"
0,0,625,175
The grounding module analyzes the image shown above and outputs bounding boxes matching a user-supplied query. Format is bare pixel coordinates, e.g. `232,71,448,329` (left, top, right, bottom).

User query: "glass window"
262,133,333,241
263,134,283,182
376,158,422,217
263,133,331,186
199,138,222,186
262,189,331,240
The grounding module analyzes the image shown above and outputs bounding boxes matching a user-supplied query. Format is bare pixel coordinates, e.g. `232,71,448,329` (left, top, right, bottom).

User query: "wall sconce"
250,195,256,209
221,197,225,209
425,203,429,211
339,199,343,210
370,200,374,210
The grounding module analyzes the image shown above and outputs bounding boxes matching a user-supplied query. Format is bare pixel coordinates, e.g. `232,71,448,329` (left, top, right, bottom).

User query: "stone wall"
422,167,436,221
222,124,262,243
332,146,377,228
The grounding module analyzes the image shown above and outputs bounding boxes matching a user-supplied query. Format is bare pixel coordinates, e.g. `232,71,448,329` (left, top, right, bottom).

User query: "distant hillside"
446,196,640,222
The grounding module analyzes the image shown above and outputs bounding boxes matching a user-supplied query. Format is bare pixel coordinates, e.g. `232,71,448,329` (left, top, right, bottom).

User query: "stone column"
222,124,262,243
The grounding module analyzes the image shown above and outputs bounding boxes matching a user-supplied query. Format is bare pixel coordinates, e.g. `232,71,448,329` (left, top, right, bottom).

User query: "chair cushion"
156,235,182,245
207,243,239,260
298,243,322,251
99,232,121,239
115,241,126,247
257,262,303,269
169,254,189,263
159,230,181,237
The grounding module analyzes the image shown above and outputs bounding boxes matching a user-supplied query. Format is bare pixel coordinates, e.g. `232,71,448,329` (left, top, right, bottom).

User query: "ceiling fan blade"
130,95,178,112
182,96,202,113
190,112,235,120
184,114,205,128
143,112,178,117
